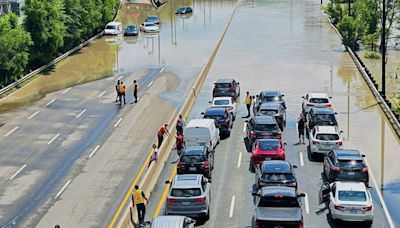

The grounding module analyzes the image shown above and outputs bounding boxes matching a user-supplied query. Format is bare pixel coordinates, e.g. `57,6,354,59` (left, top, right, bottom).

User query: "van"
184,119,220,151
104,22,122,35
151,215,195,228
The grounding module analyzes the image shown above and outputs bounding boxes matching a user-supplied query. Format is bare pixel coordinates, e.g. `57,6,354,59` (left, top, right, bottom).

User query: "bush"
364,51,380,59
337,16,361,50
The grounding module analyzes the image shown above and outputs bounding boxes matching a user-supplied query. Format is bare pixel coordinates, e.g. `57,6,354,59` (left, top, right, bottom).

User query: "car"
151,215,195,228
145,15,160,24
165,174,211,220
251,186,305,228
250,139,286,171
184,119,220,151
319,181,373,224
308,126,343,158
202,107,233,137
209,97,237,120
177,146,214,178
175,6,193,14
302,93,332,113
323,149,369,184
123,25,138,36
245,116,282,146
139,22,159,33
212,79,240,100
255,161,298,189
104,21,122,35
306,107,338,132
253,90,286,114
255,102,286,130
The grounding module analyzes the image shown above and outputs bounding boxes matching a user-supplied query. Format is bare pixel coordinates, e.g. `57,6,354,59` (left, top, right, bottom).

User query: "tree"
353,0,380,50
0,13,32,86
63,0,85,51
338,16,362,50
23,0,66,67
80,0,103,38
102,0,120,24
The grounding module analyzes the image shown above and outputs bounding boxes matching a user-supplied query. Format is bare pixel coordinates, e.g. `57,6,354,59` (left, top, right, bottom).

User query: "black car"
212,79,240,100
202,107,233,136
246,116,282,146
323,149,369,184
255,161,297,189
252,186,305,228
255,103,286,130
306,107,338,131
175,6,193,14
253,91,286,114
124,25,138,36
177,146,214,178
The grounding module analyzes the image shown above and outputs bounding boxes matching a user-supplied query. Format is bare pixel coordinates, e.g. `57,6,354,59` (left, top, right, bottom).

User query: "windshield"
338,191,366,202
180,155,206,163
215,83,231,88
262,96,281,102
259,109,278,115
258,196,300,207
255,124,279,131
258,140,279,150
315,114,336,122
205,115,225,122
310,98,329,103
106,25,117,29
171,188,201,197
145,23,155,27
214,100,230,105
338,160,365,169
316,134,339,140
262,173,295,182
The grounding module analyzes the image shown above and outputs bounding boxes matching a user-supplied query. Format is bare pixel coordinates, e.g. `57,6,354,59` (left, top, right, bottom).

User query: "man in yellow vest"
132,185,148,226
244,91,252,118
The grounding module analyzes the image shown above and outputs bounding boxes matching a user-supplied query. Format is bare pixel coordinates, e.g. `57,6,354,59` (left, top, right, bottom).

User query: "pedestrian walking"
133,80,139,103
119,81,126,105
132,185,148,226
147,144,158,170
115,80,120,102
157,123,169,148
297,113,306,144
176,132,185,156
244,91,252,118
176,114,185,135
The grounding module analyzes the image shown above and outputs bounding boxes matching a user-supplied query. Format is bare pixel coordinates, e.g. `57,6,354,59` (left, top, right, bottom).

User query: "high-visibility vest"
133,190,145,204
245,95,251,105
119,84,126,93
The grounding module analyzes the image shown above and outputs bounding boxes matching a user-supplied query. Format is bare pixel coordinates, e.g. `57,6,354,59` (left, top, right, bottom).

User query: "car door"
324,152,333,176
318,182,331,205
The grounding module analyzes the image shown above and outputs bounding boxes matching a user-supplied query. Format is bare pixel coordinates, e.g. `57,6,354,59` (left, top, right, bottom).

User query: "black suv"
212,79,240,99
203,107,233,136
255,103,286,130
255,161,298,190
306,107,337,131
177,146,214,178
252,186,305,228
323,149,369,184
253,90,286,114
246,116,282,146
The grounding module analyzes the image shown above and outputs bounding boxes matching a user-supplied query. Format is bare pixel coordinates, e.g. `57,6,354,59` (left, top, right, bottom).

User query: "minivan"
104,22,122,35
184,119,220,151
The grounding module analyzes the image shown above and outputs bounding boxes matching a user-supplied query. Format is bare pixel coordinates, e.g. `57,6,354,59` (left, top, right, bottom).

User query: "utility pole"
381,0,386,98
348,0,351,16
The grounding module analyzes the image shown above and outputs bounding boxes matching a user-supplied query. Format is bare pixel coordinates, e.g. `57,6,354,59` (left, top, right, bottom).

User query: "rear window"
258,140,279,150
259,109,278,115
338,191,366,202
171,188,201,197
181,155,206,163
310,98,329,103
205,115,225,121
255,124,279,131
185,128,210,139
315,114,336,122
215,83,231,88
316,134,339,140
262,96,281,102
256,222,300,228
106,25,117,29
214,100,229,105
258,197,300,207
338,160,365,169
262,173,295,182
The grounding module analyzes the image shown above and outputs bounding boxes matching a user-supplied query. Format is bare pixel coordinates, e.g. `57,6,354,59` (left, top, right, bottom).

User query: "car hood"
256,207,302,222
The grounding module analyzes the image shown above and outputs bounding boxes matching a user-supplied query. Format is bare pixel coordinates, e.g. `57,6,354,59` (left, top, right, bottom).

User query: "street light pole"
348,0,351,16
381,0,386,98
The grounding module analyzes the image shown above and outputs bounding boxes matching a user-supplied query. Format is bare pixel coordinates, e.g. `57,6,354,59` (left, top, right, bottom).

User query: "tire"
249,162,255,173
204,209,210,221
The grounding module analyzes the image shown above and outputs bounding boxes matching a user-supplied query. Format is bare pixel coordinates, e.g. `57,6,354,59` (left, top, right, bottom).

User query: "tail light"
227,107,233,111
299,222,304,228
277,132,282,136
331,166,341,172
336,141,342,145
362,205,373,212
250,131,256,137
229,86,235,91
202,162,209,168
312,140,318,145
254,221,259,228
362,167,368,172
177,162,183,168
194,197,206,203
325,104,332,107
167,198,177,203
334,204,345,211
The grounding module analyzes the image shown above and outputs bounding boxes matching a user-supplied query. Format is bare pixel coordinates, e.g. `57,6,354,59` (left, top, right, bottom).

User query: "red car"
250,139,286,171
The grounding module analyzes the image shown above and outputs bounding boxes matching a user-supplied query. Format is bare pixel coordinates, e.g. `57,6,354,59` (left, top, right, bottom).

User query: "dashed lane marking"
229,196,235,218
47,133,60,145
9,164,27,180
160,67,165,73
55,180,71,199
28,111,40,120
304,192,310,214
62,87,72,94
237,152,242,168
299,152,304,166
88,145,101,159
114,118,123,128
4,126,19,137
46,98,56,106
147,80,154,88
76,109,87,119
98,90,107,98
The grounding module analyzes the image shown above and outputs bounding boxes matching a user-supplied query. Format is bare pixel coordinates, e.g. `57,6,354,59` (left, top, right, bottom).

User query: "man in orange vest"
133,80,139,103
157,123,169,148
132,185,148,226
119,81,126,105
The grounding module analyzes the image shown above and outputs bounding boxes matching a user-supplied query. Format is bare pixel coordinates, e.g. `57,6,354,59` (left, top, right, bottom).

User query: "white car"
140,22,159,33
320,181,373,224
302,93,332,113
209,97,237,120
104,22,122,35
308,126,342,157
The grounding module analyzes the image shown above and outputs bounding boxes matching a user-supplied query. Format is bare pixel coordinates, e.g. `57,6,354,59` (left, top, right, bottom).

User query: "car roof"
147,15,158,18
151,216,186,227
144,21,155,25
260,186,297,198
315,126,339,134
311,107,334,114
260,103,281,109
261,91,281,97
182,146,206,155
126,25,137,27
334,181,367,192
186,119,215,128
106,22,121,26
215,78,234,84
333,149,363,160
204,107,226,115
261,160,291,172
212,97,232,101
307,93,329,98
253,115,276,124
172,174,202,188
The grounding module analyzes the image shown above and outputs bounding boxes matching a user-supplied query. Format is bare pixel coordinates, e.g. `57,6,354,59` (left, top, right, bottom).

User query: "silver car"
151,215,195,228
308,126,342,157
165,174,211,220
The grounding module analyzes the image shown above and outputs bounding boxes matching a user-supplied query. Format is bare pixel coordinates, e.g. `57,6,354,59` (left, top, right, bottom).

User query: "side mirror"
245,120,249,123
334,112,338,115
208,101,212,104
339,130,344,134
165,180,171,184
329,96,333,99
208,179,212,183
201,112,205,115
362,154,366,157
284,143,287,145
282,94,285,97
251,191,259,196
293,165,298,168
301,96,305,99
189,218,196,224
298,193,306,197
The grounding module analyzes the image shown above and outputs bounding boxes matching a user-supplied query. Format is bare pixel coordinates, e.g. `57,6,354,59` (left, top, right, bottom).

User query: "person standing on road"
297,113,306,144
176,132,185,156
244,91,252,118
133,80,139,103
147,144,158,170
119,81,126,105
115,80,120,102
157,123,169,148
132,185,148,226
176,114,185,135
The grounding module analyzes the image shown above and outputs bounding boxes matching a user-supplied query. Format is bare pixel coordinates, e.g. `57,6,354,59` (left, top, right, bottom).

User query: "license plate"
274,226,283,228
265,157,271,160
348,171,355,175
189,167,196,171
182,201,190,205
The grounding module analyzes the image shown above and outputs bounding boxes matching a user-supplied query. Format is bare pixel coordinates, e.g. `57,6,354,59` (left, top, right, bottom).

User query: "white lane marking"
304,193,310,214
242,122,246,132
237,152,242,168
160,67,165,73
299,152,304,166
147,80,154,88
229,196,235,218
62,87,72,94
75,109,87,119
28,111,40,120
364,158,395,228
55,180,71,199
46,98,56,106
88,145,101,159
47,133,60,145
4,126,19,137
9,164,27,180
98,90,107,98
117,75,123,81
114,118,123,128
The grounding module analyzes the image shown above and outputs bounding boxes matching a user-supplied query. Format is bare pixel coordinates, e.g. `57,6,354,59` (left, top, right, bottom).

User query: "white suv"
308,126,342,157
302,93,332,113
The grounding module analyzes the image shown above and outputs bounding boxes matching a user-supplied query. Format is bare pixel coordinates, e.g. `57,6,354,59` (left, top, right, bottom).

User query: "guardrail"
114,2,240,227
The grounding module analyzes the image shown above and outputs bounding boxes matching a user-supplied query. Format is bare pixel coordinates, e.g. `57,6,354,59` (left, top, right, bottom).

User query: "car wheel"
205,208,210,221
232,113,236,121
249,162,255,173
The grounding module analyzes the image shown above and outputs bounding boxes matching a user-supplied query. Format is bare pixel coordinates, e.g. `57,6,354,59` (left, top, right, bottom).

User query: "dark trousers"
246,104,251,117
176,125,183,135
157,135,164,148
136,203,146,224
134,91,138,102
120,92,126,104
